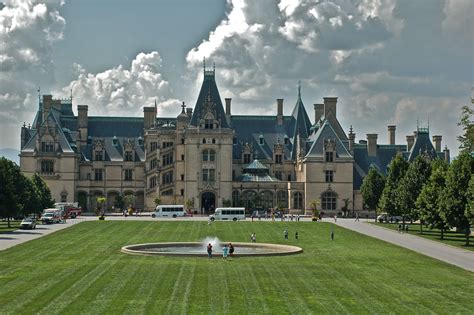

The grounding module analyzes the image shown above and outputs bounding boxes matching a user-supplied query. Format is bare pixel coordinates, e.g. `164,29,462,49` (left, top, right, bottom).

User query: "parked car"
20,218,36,229
377,213,404,223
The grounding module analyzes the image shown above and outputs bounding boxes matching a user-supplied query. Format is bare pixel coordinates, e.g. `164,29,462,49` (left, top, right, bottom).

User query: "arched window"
260,190,274,209
242,190,257,209
232,190,240,207
202,149,216,162
205,119,214,129
322,191,337,210
293,192,303,209
277,190,288,208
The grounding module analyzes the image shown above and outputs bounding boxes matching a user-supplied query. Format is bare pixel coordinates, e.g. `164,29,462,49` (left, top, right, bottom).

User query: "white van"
152,205,186,218
209,208,246,221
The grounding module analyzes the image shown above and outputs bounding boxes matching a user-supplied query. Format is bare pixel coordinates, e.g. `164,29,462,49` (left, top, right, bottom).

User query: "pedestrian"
251,233,256,243
207,243,213,258
229,243,234,256
334,215,337,222
284,228,288,240
295,231,298,240
297,214,300,222
355,213,359,222
222,245,229,259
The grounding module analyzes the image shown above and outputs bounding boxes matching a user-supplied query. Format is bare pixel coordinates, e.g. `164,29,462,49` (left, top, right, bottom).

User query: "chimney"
143,107,155,129
388,125,396,145
323,97,337,118
225,98,231,116
77,105,88,143
314,103,324,123
277,99,283,125
42,95,53,122
406,135,415,151
348,126,355,152
443,145,450,163
367,134,378,157
432,135,442,152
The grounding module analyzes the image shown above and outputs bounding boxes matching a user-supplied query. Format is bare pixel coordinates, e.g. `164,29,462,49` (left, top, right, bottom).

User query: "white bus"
152,205,186,218
209,208,246,221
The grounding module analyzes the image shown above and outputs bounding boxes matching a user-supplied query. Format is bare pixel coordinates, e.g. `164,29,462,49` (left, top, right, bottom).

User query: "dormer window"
87,136,92,145
124,151,133,162
243,153,251,164
275,154,282,164
112,136,118,146
205,119,214,129
284,136,289,145
259,135,264,145
137,137,143,146
41,141,54,152
94,150,103,161
325,151,334,163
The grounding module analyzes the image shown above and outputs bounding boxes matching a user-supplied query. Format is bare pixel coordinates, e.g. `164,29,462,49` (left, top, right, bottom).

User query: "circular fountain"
121,237,303,257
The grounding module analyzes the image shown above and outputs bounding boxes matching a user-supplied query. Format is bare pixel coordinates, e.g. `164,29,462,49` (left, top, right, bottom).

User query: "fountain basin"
121,242,303,257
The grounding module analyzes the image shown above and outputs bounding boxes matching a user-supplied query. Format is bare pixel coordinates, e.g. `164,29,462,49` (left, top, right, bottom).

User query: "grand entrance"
201,192,216,214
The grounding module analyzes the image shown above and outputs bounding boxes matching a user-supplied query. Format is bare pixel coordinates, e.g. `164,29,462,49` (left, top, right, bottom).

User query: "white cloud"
0,0,65,149
59,52,181,117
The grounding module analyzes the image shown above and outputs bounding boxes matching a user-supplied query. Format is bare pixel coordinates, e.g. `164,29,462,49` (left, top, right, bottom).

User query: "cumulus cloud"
59,52,180,117
185,0,471,155
0,0,65,149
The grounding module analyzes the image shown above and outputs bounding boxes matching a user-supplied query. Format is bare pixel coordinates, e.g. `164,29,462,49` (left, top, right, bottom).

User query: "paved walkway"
330,218,474,272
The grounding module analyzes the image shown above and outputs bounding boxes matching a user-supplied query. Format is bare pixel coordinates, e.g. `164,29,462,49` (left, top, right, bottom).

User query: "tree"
0,158,19,227
457,104,474,153
378,154,409,217
31,173,54,211
397,155,432,227
114,195,125,210
341,198,352,217
96,196,106,217
154,197,161,207
222,199,231,207
308,199,320,219
185,198,195,211
361,166,385,221
440,152,473,246
22,177,41,218
416,159,449,237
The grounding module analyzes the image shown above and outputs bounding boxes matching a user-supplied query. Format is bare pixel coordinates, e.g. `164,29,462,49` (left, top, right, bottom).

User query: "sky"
0,0,472,157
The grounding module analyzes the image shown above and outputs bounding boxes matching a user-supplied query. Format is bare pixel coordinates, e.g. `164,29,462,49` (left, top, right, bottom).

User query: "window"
180,174,184,181
162,153,173,166
275,154,282,164
284,136,289,145
181,138,185,144
112,137,118,146
293,192,303,209
232,190,240,207
41,160,54,174
202,169,215,182
202,138,206,144
287,174,292,181
150,158,158,170
87,137,92,145
180,189,184,196
94,150,103,161
259,136,264,145
124,169,133,181
41,141,54,152
162,141,173,149
162,189,173,196
202,149,216,162
325,170,334,183
322,191,337,210
61,195,67,202
162,171,173,185
205,119,214,129
243,153,251,164
181,154,184,161
232,170,235,180
277,190,288,208
325,151,334,162
212,138,216,144
138,138,143,146
124,151,133,161
275,171,282,180
94,169,103,181
150,176,157,188
150,142,158,152
233,137,237,145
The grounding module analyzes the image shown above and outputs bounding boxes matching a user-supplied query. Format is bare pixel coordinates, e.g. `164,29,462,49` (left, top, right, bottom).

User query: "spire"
298,80,301,99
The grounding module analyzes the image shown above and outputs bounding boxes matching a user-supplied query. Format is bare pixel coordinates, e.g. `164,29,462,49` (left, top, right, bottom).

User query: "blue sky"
1,0,472,156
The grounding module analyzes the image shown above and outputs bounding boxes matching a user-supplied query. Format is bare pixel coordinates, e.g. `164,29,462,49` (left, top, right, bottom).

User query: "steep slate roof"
290,85,312,159
408,128,437,161
306,120,352,159
190,70,229,128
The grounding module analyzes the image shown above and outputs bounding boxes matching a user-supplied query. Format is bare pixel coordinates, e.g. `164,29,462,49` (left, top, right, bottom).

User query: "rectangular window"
162,141,173,149
41,142,54,152
124,169,133,181
94,169,103,181
162,171,173,185
41,160,54,174
287,174,292,181
325,170,334,183
150,142,158,152
124,151,133,161
180,189,184,196
162,153,173,166
150,176,157,188
275,154,282,164
150,158,158,170
94,150,103,161
243,153,251,164
181,154,185,161
180,174,184,181
202,169,215,182
325,151,334,162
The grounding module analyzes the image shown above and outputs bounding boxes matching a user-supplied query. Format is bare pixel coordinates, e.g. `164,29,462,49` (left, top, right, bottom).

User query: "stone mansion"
19,67,450,214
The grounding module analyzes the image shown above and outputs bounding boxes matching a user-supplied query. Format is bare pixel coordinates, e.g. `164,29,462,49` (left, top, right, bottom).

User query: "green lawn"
0,221,473,314
372,222,474,251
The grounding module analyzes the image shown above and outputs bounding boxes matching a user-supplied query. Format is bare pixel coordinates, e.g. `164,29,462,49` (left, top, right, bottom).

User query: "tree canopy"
361,165,385,219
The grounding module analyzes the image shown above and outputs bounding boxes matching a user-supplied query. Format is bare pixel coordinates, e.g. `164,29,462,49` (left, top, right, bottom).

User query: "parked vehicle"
209,208,246,221
20,218,37,229
151,205,186,218
42,208,62,224
377,213,405,223
54,202,82,218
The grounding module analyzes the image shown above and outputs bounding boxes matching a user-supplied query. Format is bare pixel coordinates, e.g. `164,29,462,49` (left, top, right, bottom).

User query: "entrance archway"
201,192,216,214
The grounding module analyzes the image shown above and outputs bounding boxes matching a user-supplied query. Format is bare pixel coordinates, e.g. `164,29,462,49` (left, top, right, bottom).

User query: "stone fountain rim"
121,242,303,257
